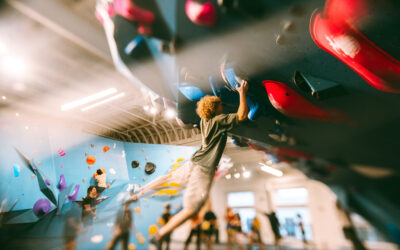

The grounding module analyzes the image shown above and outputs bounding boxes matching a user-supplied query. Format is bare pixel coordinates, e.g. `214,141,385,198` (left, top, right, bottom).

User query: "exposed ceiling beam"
8,0,111,61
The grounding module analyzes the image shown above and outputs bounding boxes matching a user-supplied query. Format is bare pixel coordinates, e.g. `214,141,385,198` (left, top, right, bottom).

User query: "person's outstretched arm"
236,80,249,122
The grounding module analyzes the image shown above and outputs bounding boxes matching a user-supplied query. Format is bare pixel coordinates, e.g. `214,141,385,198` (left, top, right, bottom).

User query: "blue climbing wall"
0,113,198,249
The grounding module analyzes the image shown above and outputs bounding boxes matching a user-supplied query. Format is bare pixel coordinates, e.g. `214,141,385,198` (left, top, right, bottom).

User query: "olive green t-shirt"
191,113,239,170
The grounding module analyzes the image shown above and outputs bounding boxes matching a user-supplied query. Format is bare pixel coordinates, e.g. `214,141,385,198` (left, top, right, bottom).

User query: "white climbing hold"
109,168,116,174
91,234,103,243
113,143,116,149
122,150,125,158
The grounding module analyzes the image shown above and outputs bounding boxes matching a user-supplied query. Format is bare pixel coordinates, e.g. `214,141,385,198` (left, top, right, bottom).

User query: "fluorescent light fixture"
165,109,176,119
1,55,27,77
234,173,241,179
15,113,19,117
150,107,158,115
225,174,231,180
61,88,117,111
243,171,251,178
81,92,125,112
259,163,283,177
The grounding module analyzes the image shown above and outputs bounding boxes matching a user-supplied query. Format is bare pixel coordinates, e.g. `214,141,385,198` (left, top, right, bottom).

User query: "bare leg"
158,208,195,239
130,174,173,200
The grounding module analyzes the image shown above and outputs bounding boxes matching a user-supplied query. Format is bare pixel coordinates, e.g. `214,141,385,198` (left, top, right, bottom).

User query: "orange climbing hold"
148,224,158,235
103,146,110,152
86,156,96,165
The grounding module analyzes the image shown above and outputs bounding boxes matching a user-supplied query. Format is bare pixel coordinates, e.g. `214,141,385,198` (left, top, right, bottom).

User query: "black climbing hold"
145,162,156,175
131,160,139,168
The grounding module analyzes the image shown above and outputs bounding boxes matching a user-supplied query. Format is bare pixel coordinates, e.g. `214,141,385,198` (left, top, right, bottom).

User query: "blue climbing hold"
179,85,207,101
13,164,20,177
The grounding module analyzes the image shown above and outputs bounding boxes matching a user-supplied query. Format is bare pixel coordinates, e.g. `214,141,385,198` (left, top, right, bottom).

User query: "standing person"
129,81,249,245
297,214,307,243
81,186,98,227
225,206,236,250
202,207,217,250
159,204,173,250
256,209,281,250
106,202,133,250
248,217,264,250
336,200,366,250
184,213,202,250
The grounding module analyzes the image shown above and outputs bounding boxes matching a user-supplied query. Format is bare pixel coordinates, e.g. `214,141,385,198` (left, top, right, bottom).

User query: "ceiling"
0,0,200,144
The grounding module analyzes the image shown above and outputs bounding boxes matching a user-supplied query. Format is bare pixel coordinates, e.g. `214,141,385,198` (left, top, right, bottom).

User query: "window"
274,188,313,241
227,191,255,232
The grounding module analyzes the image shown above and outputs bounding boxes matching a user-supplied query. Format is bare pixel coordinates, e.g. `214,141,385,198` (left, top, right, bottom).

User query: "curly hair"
196,95,221,120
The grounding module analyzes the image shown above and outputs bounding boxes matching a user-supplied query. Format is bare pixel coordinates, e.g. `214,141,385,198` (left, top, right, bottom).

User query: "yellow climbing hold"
155,189,179,196
134,206,141,213
128,243,136,250
172,163,180,168
169,182,181,187
149,225,158,235
177,158,184,162
158,183,169,188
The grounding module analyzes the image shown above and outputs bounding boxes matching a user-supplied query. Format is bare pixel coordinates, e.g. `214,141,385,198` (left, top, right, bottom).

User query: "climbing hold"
45,179,51,186
142,178,146,182
310,6,400,93
33,198,51,217
109,168,116,174
85,153,88,157
122,150,126,158
67,184,80,202
134,206,141,213
58,174,66,191
158,217,165,225
172,163,180,168
185,0,217,27
82,178,86,183
103,146,110,152
86,156,96,165
149,225,158,235
145,157,148,161
58,148,66,157
159,183,169,188
31,174,35,179
155,189,179,196
91,144,94,148
88,166,92,170
61,164,63,169
113,143,116,149
177,158,184,163
283,21,294,32
13,164,20,177
141,148,145,152
145,162,156,175
169,182,181,187
91,234,103,243
128,243,136,250
37,161,41,166
263,80,347,122
131,160,139,168
276,34,285,45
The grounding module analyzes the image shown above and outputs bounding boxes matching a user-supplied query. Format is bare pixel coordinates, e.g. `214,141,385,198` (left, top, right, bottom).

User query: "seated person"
93,168,107,194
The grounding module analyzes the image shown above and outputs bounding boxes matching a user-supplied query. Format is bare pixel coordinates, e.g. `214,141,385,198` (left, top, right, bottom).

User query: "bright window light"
61,88,117,111
165,109,176,119
259,163,283,177
243,171,251,178
81,92,125,112
234,173,241,179
225,173,231,180
150,107,158,115
1,56,27,77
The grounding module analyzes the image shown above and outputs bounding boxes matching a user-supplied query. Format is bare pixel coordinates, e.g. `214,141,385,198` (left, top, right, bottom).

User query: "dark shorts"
96,186,106,193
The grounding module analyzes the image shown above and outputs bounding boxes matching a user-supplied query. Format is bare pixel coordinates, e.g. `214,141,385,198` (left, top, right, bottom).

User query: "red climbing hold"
310,0,400,93
113,0,155,23
185,0,217,27
103,146,110,152
263,80,337,122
